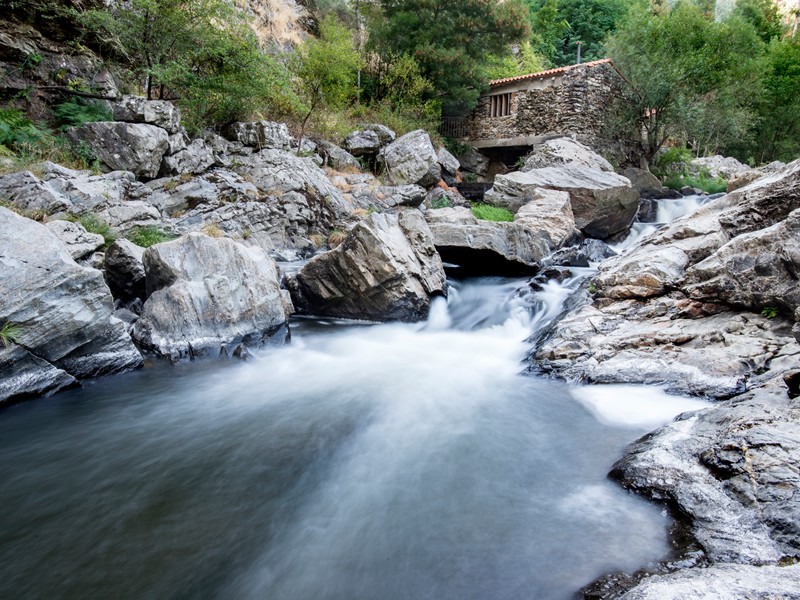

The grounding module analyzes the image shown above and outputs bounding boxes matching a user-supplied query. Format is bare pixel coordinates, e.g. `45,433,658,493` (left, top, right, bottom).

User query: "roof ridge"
489,58,612,87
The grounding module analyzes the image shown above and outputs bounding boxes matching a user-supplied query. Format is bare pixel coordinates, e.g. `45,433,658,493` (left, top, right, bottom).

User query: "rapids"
0,275,707,599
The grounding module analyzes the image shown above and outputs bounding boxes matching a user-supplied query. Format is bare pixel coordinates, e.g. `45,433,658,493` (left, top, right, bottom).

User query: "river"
0,271,709,599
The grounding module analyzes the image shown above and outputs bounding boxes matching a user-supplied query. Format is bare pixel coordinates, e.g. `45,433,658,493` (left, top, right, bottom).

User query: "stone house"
444,59,631,163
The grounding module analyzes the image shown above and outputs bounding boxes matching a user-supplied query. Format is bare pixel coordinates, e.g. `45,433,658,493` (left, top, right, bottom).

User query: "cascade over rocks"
66,122,170,179
132,233,290,360
0,207,142,404
288,210,446,322
485,166,638,239
377,129,441,187
426,189,577,274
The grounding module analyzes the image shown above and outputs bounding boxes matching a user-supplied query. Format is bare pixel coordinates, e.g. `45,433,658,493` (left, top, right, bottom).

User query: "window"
489,93,512,117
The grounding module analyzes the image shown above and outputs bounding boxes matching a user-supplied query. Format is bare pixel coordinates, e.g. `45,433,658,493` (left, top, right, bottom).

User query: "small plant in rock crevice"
0,321,20,348
761,306,778,319
68,213,117,249
125,226,177,248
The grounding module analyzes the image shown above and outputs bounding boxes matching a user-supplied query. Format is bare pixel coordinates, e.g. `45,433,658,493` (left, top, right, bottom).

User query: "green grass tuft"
70,214,117,249
125,226,177,248
471,203,514,222
0,321,19,348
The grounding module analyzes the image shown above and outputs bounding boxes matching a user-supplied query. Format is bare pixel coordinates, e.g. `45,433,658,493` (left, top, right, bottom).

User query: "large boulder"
317,140,360,171
458,147,490,176
66,122,170,179
342,124,396,156
223,121,293,150
132,233,290,360
426,189,577,274
522,137,613,172
621,167,673,199
112,95,181,134
486,166,638,239
377,129,441,187
0,207,142,404
288,211,446,322
682,208,800,317
437,147,460,176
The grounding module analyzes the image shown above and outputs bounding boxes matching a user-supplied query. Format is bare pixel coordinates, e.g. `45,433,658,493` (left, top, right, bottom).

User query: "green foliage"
369,0,530,114
71,0,300,129
733,0,783,43
761,306,778,319
0,321,19,348
605,2,764,162
485,42,546,80
125,226,176,248
0,109,51,152
471,203,515,222
70,214,117,248
294,15,359,145
663,172,727,194
652,146,693,178
52,98,112,130
430,195,451,209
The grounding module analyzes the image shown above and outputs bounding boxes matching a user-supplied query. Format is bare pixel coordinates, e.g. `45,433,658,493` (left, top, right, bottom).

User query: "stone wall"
467,62,628,148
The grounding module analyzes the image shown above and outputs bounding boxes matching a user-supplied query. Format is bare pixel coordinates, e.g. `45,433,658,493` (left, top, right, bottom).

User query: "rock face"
486,166,638,239
160,139,216,176
0,170,71,215
289,211,446,322
112,95,181,134
0,207,142,404
622,167,673,199
426,189,577,273
377,129,441,187
317,140,360,171
132,233,290,360
44,220,104,260
66,122,170,179
522,137,613,172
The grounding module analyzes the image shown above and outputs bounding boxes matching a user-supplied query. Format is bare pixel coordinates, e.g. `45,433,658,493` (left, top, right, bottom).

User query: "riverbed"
0,276,708,599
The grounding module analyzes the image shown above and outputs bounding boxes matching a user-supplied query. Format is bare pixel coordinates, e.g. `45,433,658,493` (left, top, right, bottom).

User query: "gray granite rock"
45,219,104,259
112,95,181,134
132,233,290,360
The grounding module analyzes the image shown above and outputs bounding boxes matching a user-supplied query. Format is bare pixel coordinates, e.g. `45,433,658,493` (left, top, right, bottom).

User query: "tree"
72,0,299,129
551,0,634,66
527,0,568,64
369,0,530,114
733,0,783,43
295,16,359,152
605,2,764,162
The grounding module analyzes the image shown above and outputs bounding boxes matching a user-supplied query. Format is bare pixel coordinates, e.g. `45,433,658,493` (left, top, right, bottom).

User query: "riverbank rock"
132,233,290,360
426,189,577,274
522,137,613,173
44,219,104,260
611,385,800,567
619,562,800,600
288,211,445,322
377,130,441,187
0,207,142,404
66,122,170,179
485,166,638,239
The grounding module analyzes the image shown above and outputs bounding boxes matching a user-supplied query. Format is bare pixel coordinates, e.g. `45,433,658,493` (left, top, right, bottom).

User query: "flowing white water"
613,195,714,252
0,275,703,599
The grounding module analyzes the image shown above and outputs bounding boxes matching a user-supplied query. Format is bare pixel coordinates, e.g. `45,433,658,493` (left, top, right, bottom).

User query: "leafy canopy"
369,0,530,114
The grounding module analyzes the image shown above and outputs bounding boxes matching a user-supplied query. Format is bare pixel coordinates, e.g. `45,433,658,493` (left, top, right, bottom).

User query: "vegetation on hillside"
0,0,799,166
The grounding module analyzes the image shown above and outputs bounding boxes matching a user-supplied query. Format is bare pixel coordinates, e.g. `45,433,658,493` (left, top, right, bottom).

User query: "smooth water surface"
0,278,693,599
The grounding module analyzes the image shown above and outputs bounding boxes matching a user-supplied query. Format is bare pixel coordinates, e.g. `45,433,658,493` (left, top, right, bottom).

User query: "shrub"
202,223,223,238
471,203,514,222
663,173,727,194
52,99,113,130
125,226,177,248
430,195,450,209
328,228,348,248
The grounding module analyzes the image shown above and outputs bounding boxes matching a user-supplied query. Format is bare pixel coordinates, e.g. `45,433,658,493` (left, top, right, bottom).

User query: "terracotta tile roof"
489,58,612,88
